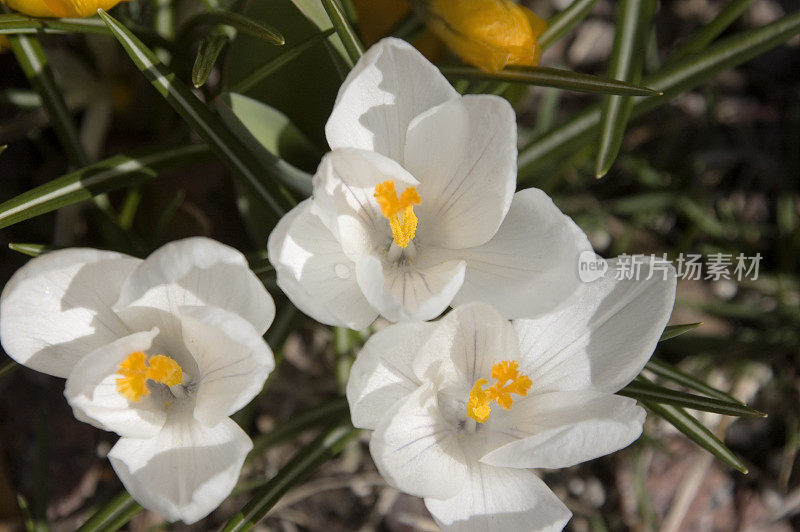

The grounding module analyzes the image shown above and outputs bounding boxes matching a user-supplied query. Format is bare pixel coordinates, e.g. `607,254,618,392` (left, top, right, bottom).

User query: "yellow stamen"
116,351,184,402
374,180,421,248
467,360,531,423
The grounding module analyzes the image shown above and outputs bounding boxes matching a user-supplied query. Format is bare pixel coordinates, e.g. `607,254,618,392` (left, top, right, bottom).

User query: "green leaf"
0,144,209,230
8,243,52,257
192,27,230,88
220,92,321,168
0,360,19,380
222,425,359,532
540,0,600,50
645,358,745,405
595,0,656,177
98,9,293,220
0,144,6,156
659,322,702,341
642,400,748,473
518,9,800,181
230,28,335,94
441,65,659,96
320,0,364,66
8,33,89,167
619,380,764,417
179,10,284,45
76,492,142,532
216,93,315,196
670,0,757,61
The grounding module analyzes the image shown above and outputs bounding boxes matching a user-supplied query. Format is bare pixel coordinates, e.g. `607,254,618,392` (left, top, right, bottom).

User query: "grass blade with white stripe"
595,0,656,177
642,400,748,473
540,0,600,50
518,10,800,181
98,9,293,220
0,144,209,229
320,0,364,66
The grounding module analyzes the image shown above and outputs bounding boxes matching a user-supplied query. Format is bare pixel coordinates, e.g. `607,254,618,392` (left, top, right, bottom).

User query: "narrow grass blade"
0,14,108,35
9,34,89,167
670,0,757,61
98,9,293,219
320,0,364,65
659,322,702,341
540,0,600,50
642,400,748,473
0,14,172,48
645,358,746,405
248,398,349,459
222,425,359,532
77,492,142,532
518,10,800,181
230,28,335,93
192,28,229,88
596,0,656,177
441,65,659,96
8,243,52,257
0,144,209,229
0,360,19,380
619,380,764,417
179,10,284,44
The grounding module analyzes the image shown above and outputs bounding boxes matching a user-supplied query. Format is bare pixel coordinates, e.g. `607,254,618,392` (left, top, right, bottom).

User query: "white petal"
312,148,418,259
446,188,592,319
115,237,274,334
179,306,274,426
355,255,465,322
268,197,377,329
412,302,520,389
481,391,645,469
369,383,468,500
108,409,252,524
425,464,571,532
515,256,677,394
346,320,435,429
64,328,166,439
326,37,458,162
406,96,517,249
0,248,138,377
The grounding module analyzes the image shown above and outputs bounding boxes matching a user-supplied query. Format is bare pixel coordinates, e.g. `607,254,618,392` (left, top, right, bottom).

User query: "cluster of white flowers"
0,238,275,523
0,38,676,530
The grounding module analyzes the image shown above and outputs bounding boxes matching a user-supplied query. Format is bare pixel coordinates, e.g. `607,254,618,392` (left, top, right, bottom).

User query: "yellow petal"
3,0,60,18
3,0,128,18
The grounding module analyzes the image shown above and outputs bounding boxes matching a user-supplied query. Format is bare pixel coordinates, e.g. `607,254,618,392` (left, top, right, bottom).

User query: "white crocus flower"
0,238,275,524
347,258,676,531
268,37,591,327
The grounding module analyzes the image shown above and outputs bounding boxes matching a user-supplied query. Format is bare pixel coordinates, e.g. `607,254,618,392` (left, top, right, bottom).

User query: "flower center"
116,351,184,402
374,180,421,248
467,360,532,423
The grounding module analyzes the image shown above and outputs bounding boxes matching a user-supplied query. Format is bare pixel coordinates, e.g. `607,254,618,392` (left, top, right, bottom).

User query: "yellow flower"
419,0,547,73
2,0,128,18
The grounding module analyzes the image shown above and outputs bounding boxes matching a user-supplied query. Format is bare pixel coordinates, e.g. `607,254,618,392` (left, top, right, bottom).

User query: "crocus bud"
417,0,547,73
